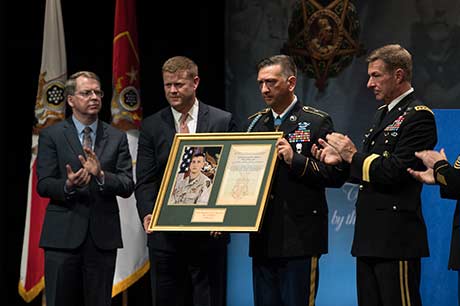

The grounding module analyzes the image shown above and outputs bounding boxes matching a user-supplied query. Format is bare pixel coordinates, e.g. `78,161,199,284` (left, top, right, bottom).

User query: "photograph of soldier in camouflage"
168,146,221,205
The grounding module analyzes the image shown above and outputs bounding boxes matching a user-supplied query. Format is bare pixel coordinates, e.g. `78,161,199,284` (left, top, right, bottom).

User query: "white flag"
112,130,149,296
19,0,67,302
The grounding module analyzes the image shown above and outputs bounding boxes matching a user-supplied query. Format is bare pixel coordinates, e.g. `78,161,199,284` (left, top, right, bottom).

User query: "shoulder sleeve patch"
248,108,270,119
414,105,434,115
302,106,328,118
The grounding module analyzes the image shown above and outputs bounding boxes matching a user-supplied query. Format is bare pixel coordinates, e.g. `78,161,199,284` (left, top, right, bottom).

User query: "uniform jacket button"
270,194,275,200
312,210,317,214
392,205,397,211
359,185,364,191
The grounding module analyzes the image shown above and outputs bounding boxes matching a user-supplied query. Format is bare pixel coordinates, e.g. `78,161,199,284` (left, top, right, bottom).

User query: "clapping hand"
407,149,447,184
79,147,103,179
65,164,91,188
311,138,343,165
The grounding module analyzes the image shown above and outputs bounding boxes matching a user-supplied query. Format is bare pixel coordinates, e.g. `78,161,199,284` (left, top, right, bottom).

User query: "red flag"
110,0,149,297
19,0,67,302
111,0,142,131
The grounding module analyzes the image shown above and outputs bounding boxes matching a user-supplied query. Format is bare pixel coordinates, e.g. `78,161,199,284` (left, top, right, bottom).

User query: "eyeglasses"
74,89,104,98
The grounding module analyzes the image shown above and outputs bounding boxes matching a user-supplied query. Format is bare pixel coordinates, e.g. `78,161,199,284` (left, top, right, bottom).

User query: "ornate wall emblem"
283,0,364,91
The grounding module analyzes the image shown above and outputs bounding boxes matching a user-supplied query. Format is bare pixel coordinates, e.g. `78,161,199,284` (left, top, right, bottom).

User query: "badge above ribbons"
288,122,311,153
283,0,364,91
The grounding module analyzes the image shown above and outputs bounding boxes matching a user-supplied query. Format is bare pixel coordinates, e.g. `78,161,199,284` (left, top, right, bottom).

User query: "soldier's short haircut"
256,54,297,78
367,44,413,82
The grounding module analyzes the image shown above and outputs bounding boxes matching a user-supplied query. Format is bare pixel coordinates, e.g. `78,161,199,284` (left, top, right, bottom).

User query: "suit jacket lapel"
366,107,388,142
63,117,85,156
94,122,108,157
258,112,274,132
161,108,177,147
196,101,209,133
280,102,301,134
367,93,415,142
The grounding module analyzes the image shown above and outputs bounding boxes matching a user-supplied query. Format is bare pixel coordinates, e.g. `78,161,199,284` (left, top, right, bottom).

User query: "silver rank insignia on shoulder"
296,143,302,153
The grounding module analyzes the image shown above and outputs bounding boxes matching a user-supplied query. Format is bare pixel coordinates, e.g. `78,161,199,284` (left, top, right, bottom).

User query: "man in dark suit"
36,71,134,306
135,56,237,306
313,44,437,306
408,149,460,305
246,54,347,306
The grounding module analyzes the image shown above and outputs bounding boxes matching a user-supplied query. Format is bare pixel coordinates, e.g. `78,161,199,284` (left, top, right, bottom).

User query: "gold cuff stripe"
312,160,319,172
301,157,309,177
436,173,447,186
362,154,380,182
434,163,449,172
434,163,449,186
309,256,318,306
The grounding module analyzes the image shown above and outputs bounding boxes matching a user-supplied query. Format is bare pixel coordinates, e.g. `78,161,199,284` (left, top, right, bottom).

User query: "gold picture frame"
148,132,283,232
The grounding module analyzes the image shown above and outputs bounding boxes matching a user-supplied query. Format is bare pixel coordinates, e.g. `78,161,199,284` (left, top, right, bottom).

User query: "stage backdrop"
225,1,459,305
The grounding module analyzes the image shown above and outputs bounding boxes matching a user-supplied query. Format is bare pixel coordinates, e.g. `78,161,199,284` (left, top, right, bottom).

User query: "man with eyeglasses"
246,54,347,306
36,71,134,306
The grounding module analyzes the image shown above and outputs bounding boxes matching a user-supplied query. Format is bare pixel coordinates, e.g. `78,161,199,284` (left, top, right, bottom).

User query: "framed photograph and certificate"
148,132,283,232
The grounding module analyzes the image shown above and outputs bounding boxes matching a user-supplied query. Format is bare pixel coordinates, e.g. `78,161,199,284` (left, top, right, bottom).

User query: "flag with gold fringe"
111,0,149,298
18,0,67,302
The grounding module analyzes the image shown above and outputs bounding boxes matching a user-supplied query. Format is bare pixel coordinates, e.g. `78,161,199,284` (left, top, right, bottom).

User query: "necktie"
82,126,93,149
378,106,388,126
179,113,190,133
